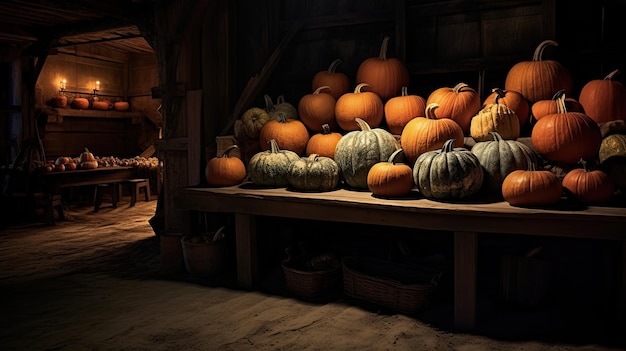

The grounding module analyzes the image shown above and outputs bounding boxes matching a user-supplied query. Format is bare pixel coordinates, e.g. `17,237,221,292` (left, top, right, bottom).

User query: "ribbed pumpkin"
248,139,300,187
531,89,584,122
504,40,573,104
287,154,340,192
384,86,426,135
578,69,626,124
312,58,350,100
298,86,337,132
71,97,90,109
471,132,536,195
482,88,530,128
275,95,299,120
531,93,602,165
306,124,343,159
240,107,271,139
265,94,297,121
334,118,400,189
502,156,563,207
335,83,384,131
413,139,483,200
259,113,310,155
400,103,464,165
470,94,520,142
205,145,247,187
355,36,409,101
367,148,414,198
426,82,481,134
562,159,614,204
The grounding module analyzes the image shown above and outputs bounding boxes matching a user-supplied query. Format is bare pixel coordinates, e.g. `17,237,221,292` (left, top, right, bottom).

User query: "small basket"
342,256,441,314
281,251,341,299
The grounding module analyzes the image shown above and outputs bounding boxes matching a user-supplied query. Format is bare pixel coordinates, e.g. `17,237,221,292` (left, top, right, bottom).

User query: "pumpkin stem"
401,86,408,96
378,36,390,61
605,69,620,80
551,89,566,100
314,86,331,94
220,144,239,158
327,59,342,73
264,94,275,112
308,154,319,162
277,95,286,104
354,83,370,93
387,148,405,164
354,118,372,131
555,93,568,114
533,40,558,61
577,158,589,171
453,82,469,93
425,103,439,120
441,139,456,153
492,88,507,99
488,131,503,142
276,112,288,123
268,139,281,153
321,123,331,134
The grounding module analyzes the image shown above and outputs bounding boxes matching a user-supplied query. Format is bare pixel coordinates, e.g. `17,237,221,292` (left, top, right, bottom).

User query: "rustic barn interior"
1,0,626,349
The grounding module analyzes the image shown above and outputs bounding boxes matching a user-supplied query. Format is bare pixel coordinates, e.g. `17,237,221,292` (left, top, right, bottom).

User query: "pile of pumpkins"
207,38,626,208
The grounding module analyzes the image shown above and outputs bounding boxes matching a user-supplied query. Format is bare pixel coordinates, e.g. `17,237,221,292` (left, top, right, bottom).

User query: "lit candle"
60,79,67,90
96,80,100,90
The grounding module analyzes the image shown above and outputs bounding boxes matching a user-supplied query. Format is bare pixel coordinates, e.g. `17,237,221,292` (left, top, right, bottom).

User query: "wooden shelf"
48,108,144,124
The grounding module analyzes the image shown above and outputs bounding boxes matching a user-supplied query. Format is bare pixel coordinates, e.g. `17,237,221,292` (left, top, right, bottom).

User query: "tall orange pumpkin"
356,36,409,101
335,83,384,132
426,82,481,134
531,94,602,165
311,59,350,100
504,40,573,104
205,145,247,187
400,103,464,164
578,69,626,124
384,86,426,135
298,86,337,133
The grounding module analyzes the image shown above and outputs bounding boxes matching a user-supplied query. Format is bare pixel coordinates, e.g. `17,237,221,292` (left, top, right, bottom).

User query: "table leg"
454,231,477,330
235,213,257,289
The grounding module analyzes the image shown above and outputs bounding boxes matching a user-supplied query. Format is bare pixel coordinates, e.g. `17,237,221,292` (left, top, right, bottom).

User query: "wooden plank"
235,213,257,289
186,89,202,186
454,231,477,330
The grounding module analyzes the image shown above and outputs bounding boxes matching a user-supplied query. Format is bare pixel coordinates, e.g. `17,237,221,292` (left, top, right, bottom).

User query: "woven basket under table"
342,256,442,314
282,260,341,299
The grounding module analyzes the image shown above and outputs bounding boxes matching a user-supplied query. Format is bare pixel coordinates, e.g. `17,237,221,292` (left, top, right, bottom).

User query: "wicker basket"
281,255,341,299
342,256,441,314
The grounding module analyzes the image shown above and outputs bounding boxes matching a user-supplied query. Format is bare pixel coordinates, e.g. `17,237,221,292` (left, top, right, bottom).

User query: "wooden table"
36,166,136,194
174,184,626,330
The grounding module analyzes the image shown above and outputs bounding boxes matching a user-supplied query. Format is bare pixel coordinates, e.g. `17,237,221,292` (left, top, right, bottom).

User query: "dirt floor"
1,197,625,351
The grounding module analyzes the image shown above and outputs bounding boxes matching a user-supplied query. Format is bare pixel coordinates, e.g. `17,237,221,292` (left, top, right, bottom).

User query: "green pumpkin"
248,139,300,187
471,132,536,195
413,139,484,199
334,118,400,189
287,154,339,192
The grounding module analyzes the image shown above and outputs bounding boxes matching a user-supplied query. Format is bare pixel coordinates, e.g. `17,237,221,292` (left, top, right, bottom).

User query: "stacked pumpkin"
215,37,625,208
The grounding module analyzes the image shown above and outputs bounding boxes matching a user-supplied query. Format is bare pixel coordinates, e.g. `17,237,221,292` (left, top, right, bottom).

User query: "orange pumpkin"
92,100,112,111
356,36,409,101
426,82,481,134
531,89,584,122
384,86,426,135
578,69,626,124
482,88,530,128
504,40,573,104
562,159,614,204
502,159,563,207
259,113,310,155
367,149,414,198
470,93,520,142
531,94,602,165
335,83,384,132
205,145,247,187
306,124,342,159
311,58,350,100
400,103,464,164
71,97,90,109
298,86,337,133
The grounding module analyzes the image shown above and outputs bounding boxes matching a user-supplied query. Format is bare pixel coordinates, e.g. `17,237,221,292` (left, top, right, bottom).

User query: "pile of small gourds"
206,38,626,208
